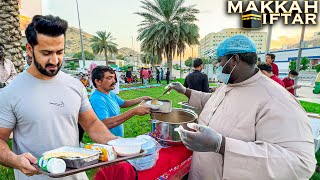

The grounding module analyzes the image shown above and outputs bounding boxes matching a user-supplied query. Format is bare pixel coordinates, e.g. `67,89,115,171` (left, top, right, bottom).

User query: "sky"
39,0,320,59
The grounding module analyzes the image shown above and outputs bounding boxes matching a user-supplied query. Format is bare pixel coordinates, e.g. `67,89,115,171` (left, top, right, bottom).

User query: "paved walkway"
297,80,320,104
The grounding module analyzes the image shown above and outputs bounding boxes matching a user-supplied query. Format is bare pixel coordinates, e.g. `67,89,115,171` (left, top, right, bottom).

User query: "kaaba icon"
241,10,262,29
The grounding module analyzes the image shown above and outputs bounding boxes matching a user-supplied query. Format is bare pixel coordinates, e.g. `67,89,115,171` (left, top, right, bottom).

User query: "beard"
109,83,116,90
33,51,62,77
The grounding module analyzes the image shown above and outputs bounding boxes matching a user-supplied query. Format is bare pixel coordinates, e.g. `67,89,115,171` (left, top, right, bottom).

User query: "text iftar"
228,1,319,25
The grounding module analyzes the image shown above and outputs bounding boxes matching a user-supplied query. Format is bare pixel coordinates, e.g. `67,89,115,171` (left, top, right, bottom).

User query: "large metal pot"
150,108,198,145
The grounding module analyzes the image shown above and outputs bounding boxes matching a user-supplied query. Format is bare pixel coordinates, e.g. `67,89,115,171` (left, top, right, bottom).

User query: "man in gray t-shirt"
0,15,116,180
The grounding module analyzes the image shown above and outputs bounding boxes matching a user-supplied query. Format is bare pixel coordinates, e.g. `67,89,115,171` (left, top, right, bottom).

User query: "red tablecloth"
139,145,192,180
94,145,192,180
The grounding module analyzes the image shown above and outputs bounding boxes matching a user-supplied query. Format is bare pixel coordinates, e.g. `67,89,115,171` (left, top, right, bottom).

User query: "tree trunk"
0,0,23,72
167,53,173,77
104,47,108,66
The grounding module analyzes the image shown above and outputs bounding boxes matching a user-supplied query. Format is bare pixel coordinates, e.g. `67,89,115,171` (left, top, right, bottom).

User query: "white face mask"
216,56,237,84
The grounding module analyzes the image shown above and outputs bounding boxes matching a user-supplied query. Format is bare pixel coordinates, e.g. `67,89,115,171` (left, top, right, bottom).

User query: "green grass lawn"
1,83,320,179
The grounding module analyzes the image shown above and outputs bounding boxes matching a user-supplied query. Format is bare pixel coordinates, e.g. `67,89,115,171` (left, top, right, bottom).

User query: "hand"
294,85,301,89
133,105,151,116
16,153,39,176
175,123,222,152
140,96,152,102
168,82,186,94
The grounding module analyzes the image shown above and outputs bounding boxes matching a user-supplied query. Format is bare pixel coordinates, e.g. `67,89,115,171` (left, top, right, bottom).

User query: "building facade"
258,46,320,76
198,28,267,58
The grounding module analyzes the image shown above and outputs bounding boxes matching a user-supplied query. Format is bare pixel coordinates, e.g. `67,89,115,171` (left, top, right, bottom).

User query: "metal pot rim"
151,108,198,124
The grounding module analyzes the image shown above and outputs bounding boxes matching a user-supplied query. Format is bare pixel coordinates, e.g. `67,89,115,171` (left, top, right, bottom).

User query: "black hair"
193,58,203,68
266,53,276,60
26,15,68,47
0,43,4,49
225,52,257,65
91,66,116,88
289,70,299,76
257,63,272,73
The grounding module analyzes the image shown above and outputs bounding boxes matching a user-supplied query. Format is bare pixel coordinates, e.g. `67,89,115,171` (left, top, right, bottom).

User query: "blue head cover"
216,35,257,57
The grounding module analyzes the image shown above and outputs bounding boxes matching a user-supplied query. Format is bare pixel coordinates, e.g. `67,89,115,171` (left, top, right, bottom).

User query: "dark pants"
78,123,85,143
166,76,170,84
156,75,161,84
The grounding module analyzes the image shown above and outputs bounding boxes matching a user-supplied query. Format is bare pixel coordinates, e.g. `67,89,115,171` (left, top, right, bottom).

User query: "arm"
222,100,316,179
0,128,17,168
169,82,212,110
78,109,117,143
0,91,38,176
286,86,294,90
0,128,38,176
101,106,149,129
121,96,151,108
187,89,212,110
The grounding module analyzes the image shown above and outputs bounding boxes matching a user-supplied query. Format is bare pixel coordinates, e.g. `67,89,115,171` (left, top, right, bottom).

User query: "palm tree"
0,0,23,72
143,47,162,66
90,31,118,66
136,0,199,72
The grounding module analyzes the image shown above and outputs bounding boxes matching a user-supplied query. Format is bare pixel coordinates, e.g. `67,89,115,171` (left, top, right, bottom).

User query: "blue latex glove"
175,123,222,152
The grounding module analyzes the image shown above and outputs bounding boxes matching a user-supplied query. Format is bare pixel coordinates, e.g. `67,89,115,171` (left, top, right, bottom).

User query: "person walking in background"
156,67,161,84
142,67,149,86
23,54,32,71
148,68,152,83
160,67,164,80
283,70,301,96
89,62,97,88
140,67,144,84
166,67,170,84
258,63,285,87
0,43,17,89
113,68,120,95
265,53,279,76
125,67,132,83
184,58,209,92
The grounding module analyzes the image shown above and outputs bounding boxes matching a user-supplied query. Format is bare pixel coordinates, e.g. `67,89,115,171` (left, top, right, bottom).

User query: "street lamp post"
295,25,306,95
265,25,273,57
76,0,85,69
131,36,135,70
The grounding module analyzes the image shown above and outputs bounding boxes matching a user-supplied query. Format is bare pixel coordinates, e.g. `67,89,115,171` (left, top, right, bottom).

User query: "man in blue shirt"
90,66,151,137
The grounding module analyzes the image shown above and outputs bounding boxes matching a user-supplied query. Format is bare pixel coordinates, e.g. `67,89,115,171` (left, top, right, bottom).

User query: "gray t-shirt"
0,71,91,180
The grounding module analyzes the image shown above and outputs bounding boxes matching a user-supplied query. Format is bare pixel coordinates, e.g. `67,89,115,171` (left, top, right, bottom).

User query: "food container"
146,100,164,110
42,146,100,169
128,135,160,171
140,100,172,113
108,138,147,156
84,143,117,161
151,108,198,145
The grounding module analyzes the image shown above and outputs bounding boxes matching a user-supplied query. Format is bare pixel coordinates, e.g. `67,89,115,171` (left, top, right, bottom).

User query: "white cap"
47,158,66,174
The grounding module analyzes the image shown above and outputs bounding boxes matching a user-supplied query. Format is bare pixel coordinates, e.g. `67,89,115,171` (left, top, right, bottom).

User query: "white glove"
168,82,186,94
175,123,222,152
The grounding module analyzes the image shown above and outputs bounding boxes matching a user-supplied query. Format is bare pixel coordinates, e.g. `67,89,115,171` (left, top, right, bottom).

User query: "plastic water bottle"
38,156,66,174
